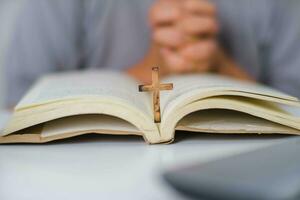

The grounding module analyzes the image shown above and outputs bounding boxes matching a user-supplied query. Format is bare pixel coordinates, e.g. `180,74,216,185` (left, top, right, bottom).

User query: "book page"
0,110,11,136
279,105,300,118
41,114,141,138
16,70,152,115
177,109,300,134
161,74,297,106
160,95,300,142
158,74,300,141
4,70,163,143
160,74,299,117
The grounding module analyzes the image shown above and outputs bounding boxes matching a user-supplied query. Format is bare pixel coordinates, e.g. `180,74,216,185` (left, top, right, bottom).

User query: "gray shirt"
3,0,300,106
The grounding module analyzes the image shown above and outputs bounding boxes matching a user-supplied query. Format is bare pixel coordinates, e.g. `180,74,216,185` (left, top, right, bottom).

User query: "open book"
1,70,300,144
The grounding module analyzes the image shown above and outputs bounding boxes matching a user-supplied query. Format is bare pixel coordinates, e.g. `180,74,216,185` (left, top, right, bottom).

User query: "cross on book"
138,67,173,123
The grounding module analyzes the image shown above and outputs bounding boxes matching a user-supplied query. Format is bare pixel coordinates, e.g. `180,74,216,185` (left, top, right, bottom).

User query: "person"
2,0,300,107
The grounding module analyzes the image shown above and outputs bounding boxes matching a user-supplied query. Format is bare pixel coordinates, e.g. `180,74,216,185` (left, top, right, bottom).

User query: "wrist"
127,42,166,83
214,49,255,82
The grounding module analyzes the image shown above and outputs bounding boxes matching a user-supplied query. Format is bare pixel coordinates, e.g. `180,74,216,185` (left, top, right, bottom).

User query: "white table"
0,111,293,200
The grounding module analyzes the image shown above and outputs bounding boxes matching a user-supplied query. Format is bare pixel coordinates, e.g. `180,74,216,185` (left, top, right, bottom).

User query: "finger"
149,1,181,27
162,48,212,74
180,16,219,36
153,27,184,47
161,48,189,73
180,40,217,62
183,0,216,16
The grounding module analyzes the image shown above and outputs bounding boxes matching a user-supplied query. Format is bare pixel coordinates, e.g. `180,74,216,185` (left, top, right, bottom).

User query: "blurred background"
0,1,21,108
0,0,299,109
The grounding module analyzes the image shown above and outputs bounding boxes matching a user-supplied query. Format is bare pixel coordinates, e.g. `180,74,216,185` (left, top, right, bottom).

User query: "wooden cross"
138,67,173,123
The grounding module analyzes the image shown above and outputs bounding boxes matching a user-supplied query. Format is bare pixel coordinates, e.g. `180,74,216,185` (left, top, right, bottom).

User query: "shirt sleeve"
3,0,83,107
266,0,300,98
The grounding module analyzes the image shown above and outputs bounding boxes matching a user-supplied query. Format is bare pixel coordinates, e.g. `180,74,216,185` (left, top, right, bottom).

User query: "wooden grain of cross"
139,67,173,123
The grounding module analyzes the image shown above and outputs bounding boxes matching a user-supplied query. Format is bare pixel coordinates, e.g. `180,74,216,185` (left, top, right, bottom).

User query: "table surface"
1,131,292,200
